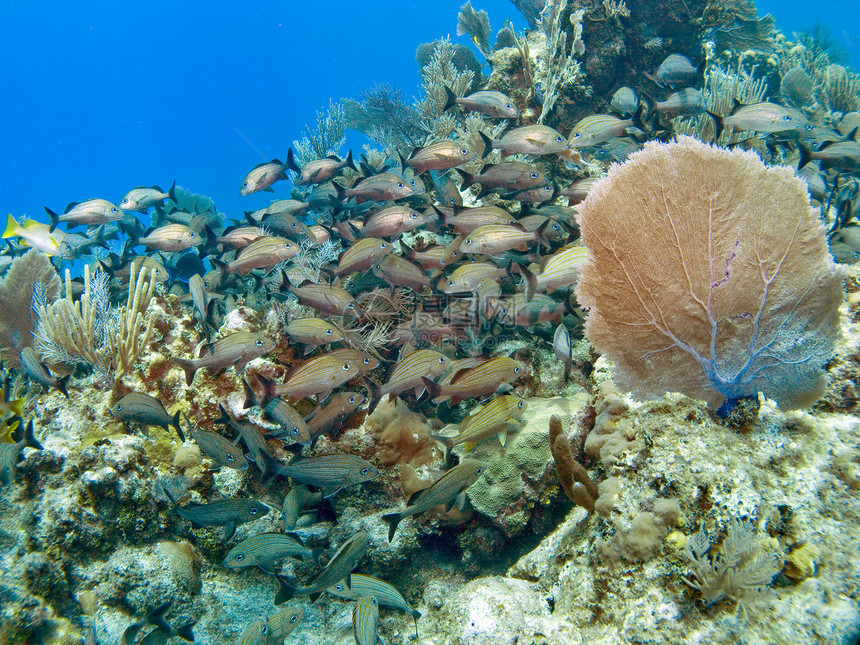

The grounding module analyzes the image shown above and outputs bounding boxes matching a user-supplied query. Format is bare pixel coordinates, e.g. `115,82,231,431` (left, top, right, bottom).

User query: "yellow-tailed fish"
327,573,421,628
461,222,552,256
2,216,63,255
382,459,487,541
709,101,809,139
305,392,364,443
262,396,311,445
135,223,201,252
568,106,643,148
491,293,565,326
438,204,516,233
282,485,322,531
342,172,425,203
188,424,248,470
437,262,506,294
164,489,268,541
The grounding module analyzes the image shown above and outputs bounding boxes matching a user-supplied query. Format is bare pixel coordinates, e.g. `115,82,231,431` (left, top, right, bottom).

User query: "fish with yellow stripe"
2,215,63,255
433,395,527,466
422,356,523,405
365,348,449,412
171,332,274,385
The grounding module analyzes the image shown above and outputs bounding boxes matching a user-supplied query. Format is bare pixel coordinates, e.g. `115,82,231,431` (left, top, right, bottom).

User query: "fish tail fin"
171,357,197,386
255,374,277,409
420,377,443,404
344,149,357,173
167,180,177,205
478,132,493,159
2,214,19,239
23,420,43,451
430,434,454,468
453,168,474,189
631,102,646,132
381,512,403,542
44,207,60,233
705,110,723,142
56,374,71,399
511,262,536,301
443,85,457,112
242,378,260,409
364,377,382,415
286,147,302,175
798,144,813,170
535,219,553,250
274,575,295,605
174,621,196,642
172,410,185,442
147,601,174,632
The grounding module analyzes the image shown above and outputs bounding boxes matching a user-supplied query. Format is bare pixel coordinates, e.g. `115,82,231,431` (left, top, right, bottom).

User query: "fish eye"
111,207,119,213
343,363,350,370
505,103,512,108
227,454,235,462
553,224,560,230
518,401,523,408
411,213,418,218
347,303,355,309
515,366,521,373
448,280,454,287
573,133,581,139
292,427,299,435
291,222,297,227
380,242,387,248
784,115,792,121
335,584,344,591
261,626,268,635
242,182,249,188
556,136,563,142
363,358,370,365
115,404,122,411
361,467,370,474
465,239,472,245
236,554,244,561
460,148,468,154
530,173,538,179
250,507,258,515
290,614,298,623
397,183,404,188
348,396,356,403
410,180,416,186
439,357,445,363
372,597,378,606
256,339,264,347
325,329,333,335
284,242,292,248
121,198,128,205
477,466,484,474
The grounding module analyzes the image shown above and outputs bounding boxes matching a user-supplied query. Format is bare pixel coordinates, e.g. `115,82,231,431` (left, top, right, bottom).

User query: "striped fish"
328,573,421,627
219,236,298,275
437,262,505,294
287,147,356,185
189,424,248,470
460,222,551,256
433,395,527,465
359,205,427,239
277,454,379,498
216,405,277,481
439,204,516,233
479,125,569,157
164,489,268,541
382,459,487,541
514,244,588,299
366,349,448,411
263,397,311,445
568,109,641,148
222,532,318,571
353,596,382,645
119,183,177,212
404,140,474,175
260,349,378,404
401,241,456,269
491,293,565,326
283,318,343,354
422,356,523,405
20,347,70,398
305,392,364,444
188,274,212,343
212,225,267,250
171,332,274,385
238,605,305,645
343,172,425,202
373,255,432,291
109,392,184,441
277,532,370,603
240,158,288,196
288,282,361,316
333,237,392,276
44,198,123,231
282,485,322,531
136,223,202,252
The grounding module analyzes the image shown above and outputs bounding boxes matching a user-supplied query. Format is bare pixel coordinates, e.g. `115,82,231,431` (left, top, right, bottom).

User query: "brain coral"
576,136,843,410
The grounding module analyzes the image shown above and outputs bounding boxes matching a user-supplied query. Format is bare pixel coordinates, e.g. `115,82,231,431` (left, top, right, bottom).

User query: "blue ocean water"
1,1,855,231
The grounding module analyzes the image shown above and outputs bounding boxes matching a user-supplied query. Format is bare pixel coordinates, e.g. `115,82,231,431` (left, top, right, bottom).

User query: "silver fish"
223,532,318,571
44,199,123,232
109,392,183,441
19,347,70,398
276,531,370,603
382,459,487,541
282,485,322,531
263,397,311,445
164,489,269,541
119,182,177,212
479,125,568,157
443,86,519,118
171,332,274,384
277,454,379,498
240,158,288,196
286,147,356,185
188,424,248,470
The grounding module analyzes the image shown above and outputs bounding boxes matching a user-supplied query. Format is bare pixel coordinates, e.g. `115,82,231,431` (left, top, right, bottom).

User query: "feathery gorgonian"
575,136,843,410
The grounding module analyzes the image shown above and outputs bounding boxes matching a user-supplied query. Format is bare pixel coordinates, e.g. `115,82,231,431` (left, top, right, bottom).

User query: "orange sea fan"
575,136,843,410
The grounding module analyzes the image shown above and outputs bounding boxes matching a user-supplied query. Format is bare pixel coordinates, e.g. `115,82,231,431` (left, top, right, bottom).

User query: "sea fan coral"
575,136,843,410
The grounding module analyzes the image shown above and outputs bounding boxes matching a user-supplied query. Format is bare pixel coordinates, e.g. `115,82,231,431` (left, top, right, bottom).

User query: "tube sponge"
576,136,843,410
